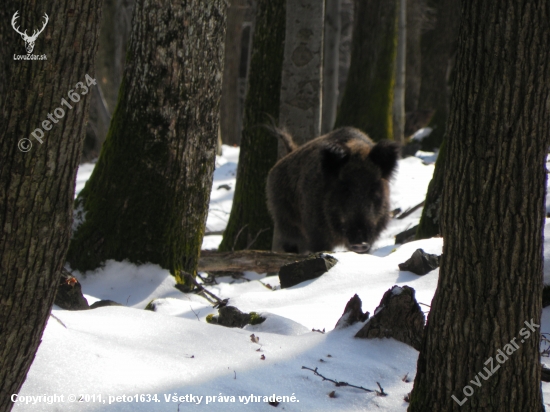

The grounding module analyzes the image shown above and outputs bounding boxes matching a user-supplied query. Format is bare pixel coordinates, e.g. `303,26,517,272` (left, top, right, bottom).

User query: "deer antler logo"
11,11,49,54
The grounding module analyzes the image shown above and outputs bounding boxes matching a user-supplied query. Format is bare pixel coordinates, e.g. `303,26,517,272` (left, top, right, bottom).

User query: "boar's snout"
349,242,371,254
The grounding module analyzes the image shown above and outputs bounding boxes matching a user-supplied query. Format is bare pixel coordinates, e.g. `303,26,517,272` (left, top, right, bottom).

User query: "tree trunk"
417,0,460,150
409,2,550,411
278,0,325,147
218,0,286,252
321,0,341,134
404,0,425,113
220,0,247,146
392,0,406,143
67,0,227,288
0,1,103,409
334,0,398,141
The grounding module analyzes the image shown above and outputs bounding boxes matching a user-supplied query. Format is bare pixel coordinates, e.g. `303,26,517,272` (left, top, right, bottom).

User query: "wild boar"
267,127,399,254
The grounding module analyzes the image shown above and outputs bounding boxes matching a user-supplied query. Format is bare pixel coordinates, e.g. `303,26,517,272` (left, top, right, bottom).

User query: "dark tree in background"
220,0,247,147
417,0,460,150
82,0,134,162
404,0,426,114
218,0,285,252
67,0,227,287
0,0,103,409
334,0,398,141
415,0,460,240
409,1,549,411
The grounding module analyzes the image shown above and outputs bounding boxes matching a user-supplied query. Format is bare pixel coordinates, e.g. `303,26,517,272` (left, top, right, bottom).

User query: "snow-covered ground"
13,147,550,411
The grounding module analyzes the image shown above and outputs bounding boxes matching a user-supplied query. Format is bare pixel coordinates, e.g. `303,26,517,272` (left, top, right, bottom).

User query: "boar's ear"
368,141,400,178
321,142,350,175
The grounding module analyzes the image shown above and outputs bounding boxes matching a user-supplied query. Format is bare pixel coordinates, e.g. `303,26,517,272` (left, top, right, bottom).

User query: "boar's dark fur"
267,127,399,254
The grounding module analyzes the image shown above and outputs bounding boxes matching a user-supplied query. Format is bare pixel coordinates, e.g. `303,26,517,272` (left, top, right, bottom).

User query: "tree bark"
0,1,103,408
278,0,325,147
67,0,227,288
409,2,550,411
334,0,398,141
218,0,285,252
0,1,18,108
220,0,247,146
321,0,341,134
417,0,460,150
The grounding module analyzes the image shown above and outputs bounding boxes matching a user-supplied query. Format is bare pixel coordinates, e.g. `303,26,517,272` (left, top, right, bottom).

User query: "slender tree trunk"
409,2,550,411
321,0,341,134
337,0,354,107
392,0,406,143
417,0,460,150
334,0,398,141
278,0,325,147
404,0,425,114
0,1,103,409
218,0,286,252
67,0,227,288
220,0,246,146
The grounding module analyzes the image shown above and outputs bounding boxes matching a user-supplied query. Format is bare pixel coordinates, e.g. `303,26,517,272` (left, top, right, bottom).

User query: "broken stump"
334,294,369,329
398,248,440,276
355,285,424,350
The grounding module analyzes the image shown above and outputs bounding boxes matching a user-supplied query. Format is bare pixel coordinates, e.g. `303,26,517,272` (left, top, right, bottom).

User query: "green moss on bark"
218,0,286,252
334,0,398,141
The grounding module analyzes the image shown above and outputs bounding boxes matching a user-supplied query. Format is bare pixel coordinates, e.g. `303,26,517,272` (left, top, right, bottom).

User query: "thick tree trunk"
220,0,246,146
392,0,406,143
67,0,227,287
321,0,341,134
417,0,460,150
278,0,325,147
409,2,550,411
218,0,285,252
334,0,398,141
0,1,103,409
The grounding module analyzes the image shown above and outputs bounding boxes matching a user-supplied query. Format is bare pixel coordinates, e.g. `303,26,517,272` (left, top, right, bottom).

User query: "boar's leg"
304,226,335,254
273,223,307,254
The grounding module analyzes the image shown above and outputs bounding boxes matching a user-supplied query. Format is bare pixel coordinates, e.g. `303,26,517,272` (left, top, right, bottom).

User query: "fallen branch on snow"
301,366,387,396
198,250,308,273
